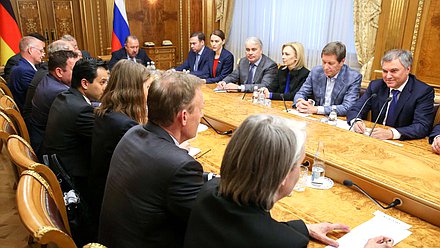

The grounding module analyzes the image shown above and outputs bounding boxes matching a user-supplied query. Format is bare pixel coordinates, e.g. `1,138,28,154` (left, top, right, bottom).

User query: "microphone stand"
280,94,289,112
343,180,401,209
370,97,392,137
202,117,233,135
348,93,377,131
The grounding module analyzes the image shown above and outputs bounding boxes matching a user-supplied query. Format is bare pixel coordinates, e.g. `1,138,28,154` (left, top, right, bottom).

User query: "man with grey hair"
217,36,277,92
108,35,151,70
61,34,91,58
8,36,46,111
347,49,434,140
99,71,206,247
294,41,362,116
23,39,75,121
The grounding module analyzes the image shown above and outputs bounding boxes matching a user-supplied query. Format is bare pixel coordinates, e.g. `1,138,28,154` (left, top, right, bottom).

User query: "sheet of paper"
285,109,311,117
325,211,412,248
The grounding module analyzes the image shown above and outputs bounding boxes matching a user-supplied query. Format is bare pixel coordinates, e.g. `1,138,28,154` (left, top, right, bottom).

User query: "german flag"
0,0,22,66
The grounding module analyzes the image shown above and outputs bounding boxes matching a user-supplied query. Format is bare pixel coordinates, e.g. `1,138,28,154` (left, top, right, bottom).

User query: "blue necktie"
194,54,200,71
284,71,291,94
386,89,400,126
246,64,255,84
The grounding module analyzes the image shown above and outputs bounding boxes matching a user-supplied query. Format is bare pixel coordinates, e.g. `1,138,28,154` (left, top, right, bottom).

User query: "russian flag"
0,0,22,65
111,0,130,52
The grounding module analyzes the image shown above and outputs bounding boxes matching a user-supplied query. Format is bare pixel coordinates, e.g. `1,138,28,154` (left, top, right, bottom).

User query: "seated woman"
184,114,394,248
204,29,234,83
262,42,309,101
88,60,157,234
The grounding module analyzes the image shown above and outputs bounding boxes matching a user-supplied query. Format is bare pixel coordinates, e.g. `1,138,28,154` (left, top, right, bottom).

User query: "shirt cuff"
390,128,401,140
317,106,325,115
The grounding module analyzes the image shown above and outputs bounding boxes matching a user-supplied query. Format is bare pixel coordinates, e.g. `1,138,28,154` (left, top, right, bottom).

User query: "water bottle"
252,86,259,104
311,141,325,184
328,105,338,126
151,61,156,71
146,61,151,70
258,89,265,105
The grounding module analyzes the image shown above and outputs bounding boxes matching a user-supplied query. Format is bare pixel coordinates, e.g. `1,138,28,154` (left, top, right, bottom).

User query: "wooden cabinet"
142,46,176,70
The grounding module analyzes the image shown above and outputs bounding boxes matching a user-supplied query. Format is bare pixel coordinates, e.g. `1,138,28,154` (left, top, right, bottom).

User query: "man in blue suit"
347,49,434,140
8,36,46,111
294,42,362,116
108,35,151,70
430,124,440,154
175,32,212,79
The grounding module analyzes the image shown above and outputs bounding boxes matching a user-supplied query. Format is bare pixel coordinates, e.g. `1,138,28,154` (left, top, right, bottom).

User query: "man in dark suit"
29,49,79,156
175,32,212,79
3,33,46,83
217,36,277,92
429,124,440,154
99,71,205,248
8,36,46,111
294,42,362,116
108,35,151,70
347,49,434,140
44,59,108,198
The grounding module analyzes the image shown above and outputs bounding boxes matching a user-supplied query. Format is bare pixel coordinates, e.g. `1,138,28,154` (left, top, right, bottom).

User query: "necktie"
284,70,291,94
386,89,400,126
194,54,200,71
246,64,255,84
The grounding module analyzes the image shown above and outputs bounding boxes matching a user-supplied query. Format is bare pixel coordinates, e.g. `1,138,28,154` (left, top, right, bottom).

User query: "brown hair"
219,114,306,210
147,71,203,127
211,29,225,41
321,41,346,62
95,60,151,124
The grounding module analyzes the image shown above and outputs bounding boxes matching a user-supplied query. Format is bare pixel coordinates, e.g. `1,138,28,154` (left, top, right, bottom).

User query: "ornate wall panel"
15,1,44,38
51,1,75,38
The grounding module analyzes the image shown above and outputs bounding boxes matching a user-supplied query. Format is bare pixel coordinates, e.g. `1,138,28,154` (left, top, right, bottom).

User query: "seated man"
8,36,46,111
44,59,108,198
99,71,205,248
430,123,440,154
108,35,151,70
29,49,79,156
175,32,212,79
217,37,277,92
347,49,434,140
3,33,46,83
293,41,362,116
61,34,92,58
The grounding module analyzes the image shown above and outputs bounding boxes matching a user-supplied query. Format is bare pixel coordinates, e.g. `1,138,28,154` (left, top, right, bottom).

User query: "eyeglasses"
30,46,45,54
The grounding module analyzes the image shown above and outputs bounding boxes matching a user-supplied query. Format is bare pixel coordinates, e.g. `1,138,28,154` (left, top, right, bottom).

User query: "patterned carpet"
0,145,30,248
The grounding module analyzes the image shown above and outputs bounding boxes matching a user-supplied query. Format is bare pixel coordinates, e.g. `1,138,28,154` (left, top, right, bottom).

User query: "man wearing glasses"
8,36,46,111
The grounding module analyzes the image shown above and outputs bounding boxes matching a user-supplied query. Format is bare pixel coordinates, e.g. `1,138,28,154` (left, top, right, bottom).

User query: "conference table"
190,84,440,247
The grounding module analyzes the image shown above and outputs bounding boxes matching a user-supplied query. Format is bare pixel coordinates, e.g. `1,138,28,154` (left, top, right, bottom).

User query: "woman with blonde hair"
88,60,156,236
263,42,310,101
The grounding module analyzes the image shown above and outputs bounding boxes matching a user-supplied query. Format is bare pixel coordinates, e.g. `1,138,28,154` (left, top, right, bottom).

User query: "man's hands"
296,98,318,114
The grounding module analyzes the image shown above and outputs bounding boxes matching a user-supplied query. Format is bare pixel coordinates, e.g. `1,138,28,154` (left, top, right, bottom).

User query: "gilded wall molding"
97,1,104,56
179,0,183,63
411,0,425,54
387,0,406,48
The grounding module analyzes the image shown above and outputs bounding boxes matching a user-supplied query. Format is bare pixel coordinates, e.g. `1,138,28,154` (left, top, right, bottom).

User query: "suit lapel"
388,77,413,126
317,73,327,105
376,83,390,124
253,55,265,83
330,66,347,105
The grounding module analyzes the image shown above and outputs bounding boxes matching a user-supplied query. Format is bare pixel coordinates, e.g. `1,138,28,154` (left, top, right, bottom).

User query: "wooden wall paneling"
14,0,46,42
47,1,77,41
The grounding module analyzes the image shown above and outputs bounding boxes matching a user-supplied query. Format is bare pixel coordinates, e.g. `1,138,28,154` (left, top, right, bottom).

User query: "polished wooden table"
190,84,440,247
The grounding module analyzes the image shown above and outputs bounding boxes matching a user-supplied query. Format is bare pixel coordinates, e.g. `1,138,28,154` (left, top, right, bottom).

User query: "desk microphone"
202,117,233,135
280,94,289,112
370,96,392,136
348,93,377,131
343,180,401,209
241,91,247,100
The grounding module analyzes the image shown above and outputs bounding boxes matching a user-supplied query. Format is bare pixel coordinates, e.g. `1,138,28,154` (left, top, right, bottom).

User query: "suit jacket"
99,122,204,248
268,66,310,101
184,178,310,248
205,48,234,83
430,124,440,144
8,57,37,111
29,73,69,155
44,87,95,177
108,47,151,70
347,74,434,140
23,64,49,123
3,53,21,82
293,64,362,116
175,46,212,79
88,111,137,227
222,54,277,92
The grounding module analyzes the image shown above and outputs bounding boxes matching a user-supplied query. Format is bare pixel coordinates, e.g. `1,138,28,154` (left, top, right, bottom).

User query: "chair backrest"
0,81,14,99
0,111,17,142
6,134,38,174
0,96,30,142
17,169,75,247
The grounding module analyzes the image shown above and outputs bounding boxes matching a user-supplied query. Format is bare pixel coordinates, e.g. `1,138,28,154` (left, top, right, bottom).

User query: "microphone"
348,93,377,131
343,180,401,209
280,94,289,112
202,117,233,135
370,97,392,137
241,91,247,100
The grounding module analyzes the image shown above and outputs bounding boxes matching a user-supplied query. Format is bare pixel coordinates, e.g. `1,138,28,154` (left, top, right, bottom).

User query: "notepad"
326,211,412,248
